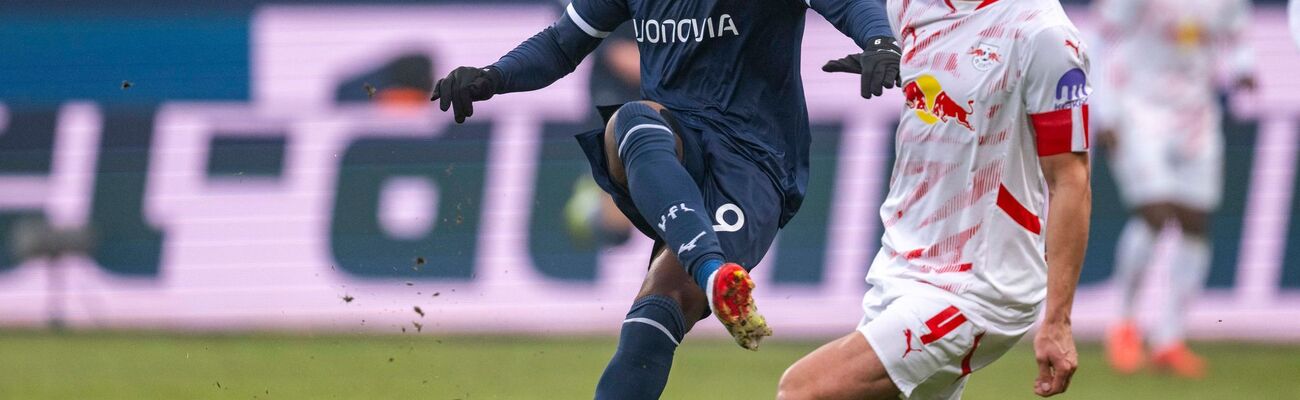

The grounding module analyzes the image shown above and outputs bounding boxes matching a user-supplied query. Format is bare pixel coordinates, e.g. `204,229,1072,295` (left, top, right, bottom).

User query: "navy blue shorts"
574,109,786,270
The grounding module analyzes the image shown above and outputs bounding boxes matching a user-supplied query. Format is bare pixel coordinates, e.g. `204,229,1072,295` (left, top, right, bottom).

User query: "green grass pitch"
1,331,1297,399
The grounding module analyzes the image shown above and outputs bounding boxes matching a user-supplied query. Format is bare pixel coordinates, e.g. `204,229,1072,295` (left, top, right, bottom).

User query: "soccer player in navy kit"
432,0,900,397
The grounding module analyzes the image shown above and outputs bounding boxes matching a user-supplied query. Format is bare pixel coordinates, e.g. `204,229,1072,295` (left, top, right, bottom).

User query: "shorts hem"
858,326,922,397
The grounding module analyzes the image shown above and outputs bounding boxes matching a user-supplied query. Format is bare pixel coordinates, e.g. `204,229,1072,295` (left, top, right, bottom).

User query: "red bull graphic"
968,43,1002,71
903,75,976,130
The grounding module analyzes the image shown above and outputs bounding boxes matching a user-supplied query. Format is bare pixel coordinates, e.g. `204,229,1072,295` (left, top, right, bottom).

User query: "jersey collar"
944,0,1001,13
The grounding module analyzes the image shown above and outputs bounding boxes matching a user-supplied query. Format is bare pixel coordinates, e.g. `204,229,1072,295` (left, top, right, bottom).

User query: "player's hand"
1235,75,1257,92
431,66,500,123
822,36,902,99
1032,321,1077,397
1097,128,1118,154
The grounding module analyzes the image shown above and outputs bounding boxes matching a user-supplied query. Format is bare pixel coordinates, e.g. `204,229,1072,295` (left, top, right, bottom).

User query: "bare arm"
1226,0,1256,92
1033,151,1090,397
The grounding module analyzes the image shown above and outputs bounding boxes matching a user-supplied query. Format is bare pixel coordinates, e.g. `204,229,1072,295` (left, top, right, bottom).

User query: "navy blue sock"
613,102,724,285
594,295,687,400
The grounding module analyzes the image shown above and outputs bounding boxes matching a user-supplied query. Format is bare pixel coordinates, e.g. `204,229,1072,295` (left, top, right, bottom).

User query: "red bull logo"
903,75,976,131
968,43,1002,71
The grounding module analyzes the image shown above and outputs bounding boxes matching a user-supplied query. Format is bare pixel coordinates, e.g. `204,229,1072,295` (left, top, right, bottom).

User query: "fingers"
821,60,852,73
430,79,442,102
1050,355,1076,395
1034,355,1054,397
885,66,901,89
821,55,862,74
864,69,886,99
438,78,454,112
1032,353,1076,397
453,93,473,124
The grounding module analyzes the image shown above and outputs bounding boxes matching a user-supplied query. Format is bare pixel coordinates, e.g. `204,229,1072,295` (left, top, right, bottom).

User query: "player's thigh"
1171,132,1224,219
702,158,783,269
636,246,708,328
778,332,898,400
857,292,989,399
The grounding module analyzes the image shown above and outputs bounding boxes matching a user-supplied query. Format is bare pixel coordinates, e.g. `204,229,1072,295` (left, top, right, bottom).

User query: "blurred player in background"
1292,0,1300,49
778,0,1092,398
335,53,435,108
1093,0,1255,379
564,21,639,249
430,0,902,398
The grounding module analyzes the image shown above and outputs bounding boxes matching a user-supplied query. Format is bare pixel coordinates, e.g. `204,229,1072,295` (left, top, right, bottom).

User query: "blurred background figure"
1291,0,1300,48
1092,0,1256,379
564,20,638,249
7,218,93,331
335,52,436,109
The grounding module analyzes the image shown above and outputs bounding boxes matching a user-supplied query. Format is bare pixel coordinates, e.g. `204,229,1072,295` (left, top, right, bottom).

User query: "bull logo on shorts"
903,74,976,131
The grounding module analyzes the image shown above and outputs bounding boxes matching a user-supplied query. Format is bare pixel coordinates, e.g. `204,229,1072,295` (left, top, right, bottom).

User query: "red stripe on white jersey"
916,263,974,274
976,0,1000,10
997,184,1042,234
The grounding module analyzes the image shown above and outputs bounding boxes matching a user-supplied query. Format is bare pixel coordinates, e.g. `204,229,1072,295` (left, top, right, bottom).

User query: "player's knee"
638,259,708,325
1181,220,1208,237
776,367,891,400
1175,209,1210,237
1137,204,1174,230
602,101,681,186
775,366,810,400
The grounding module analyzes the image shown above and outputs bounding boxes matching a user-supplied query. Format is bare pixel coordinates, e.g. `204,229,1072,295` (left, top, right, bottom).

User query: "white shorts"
857,281,1032,400
1110,101,1223,211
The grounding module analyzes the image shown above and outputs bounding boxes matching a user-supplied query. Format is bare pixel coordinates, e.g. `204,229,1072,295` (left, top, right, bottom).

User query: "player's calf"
603,101,726,291
595,294,688,400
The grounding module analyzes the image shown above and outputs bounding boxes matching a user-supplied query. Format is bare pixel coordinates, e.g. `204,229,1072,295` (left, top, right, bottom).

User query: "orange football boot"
1105,320,1145,374
707,263,773,350
1152,342,1206,379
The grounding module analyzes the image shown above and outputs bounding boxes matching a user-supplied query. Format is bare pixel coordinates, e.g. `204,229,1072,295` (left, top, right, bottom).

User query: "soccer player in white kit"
1092,0,1254,379
777,0,1092,398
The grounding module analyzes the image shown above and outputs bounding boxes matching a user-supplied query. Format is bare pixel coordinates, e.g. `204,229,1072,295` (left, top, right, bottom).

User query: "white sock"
1114,218,1157,320
1152,234,1211,349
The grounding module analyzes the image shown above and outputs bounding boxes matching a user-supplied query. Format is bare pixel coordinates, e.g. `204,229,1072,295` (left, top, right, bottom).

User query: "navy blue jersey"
489,0,891,217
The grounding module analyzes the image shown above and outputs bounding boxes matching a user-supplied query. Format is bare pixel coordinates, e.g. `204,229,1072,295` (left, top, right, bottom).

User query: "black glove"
430,66,501,123
822,36,902,99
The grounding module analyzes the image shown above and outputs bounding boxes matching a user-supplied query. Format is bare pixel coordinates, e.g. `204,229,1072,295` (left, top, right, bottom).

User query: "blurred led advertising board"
2,5,1300,339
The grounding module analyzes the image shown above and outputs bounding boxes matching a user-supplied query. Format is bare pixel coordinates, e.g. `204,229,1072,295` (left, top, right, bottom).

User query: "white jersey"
1093,0,1251,117
1093,0,1249,210
867,0,1091,326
